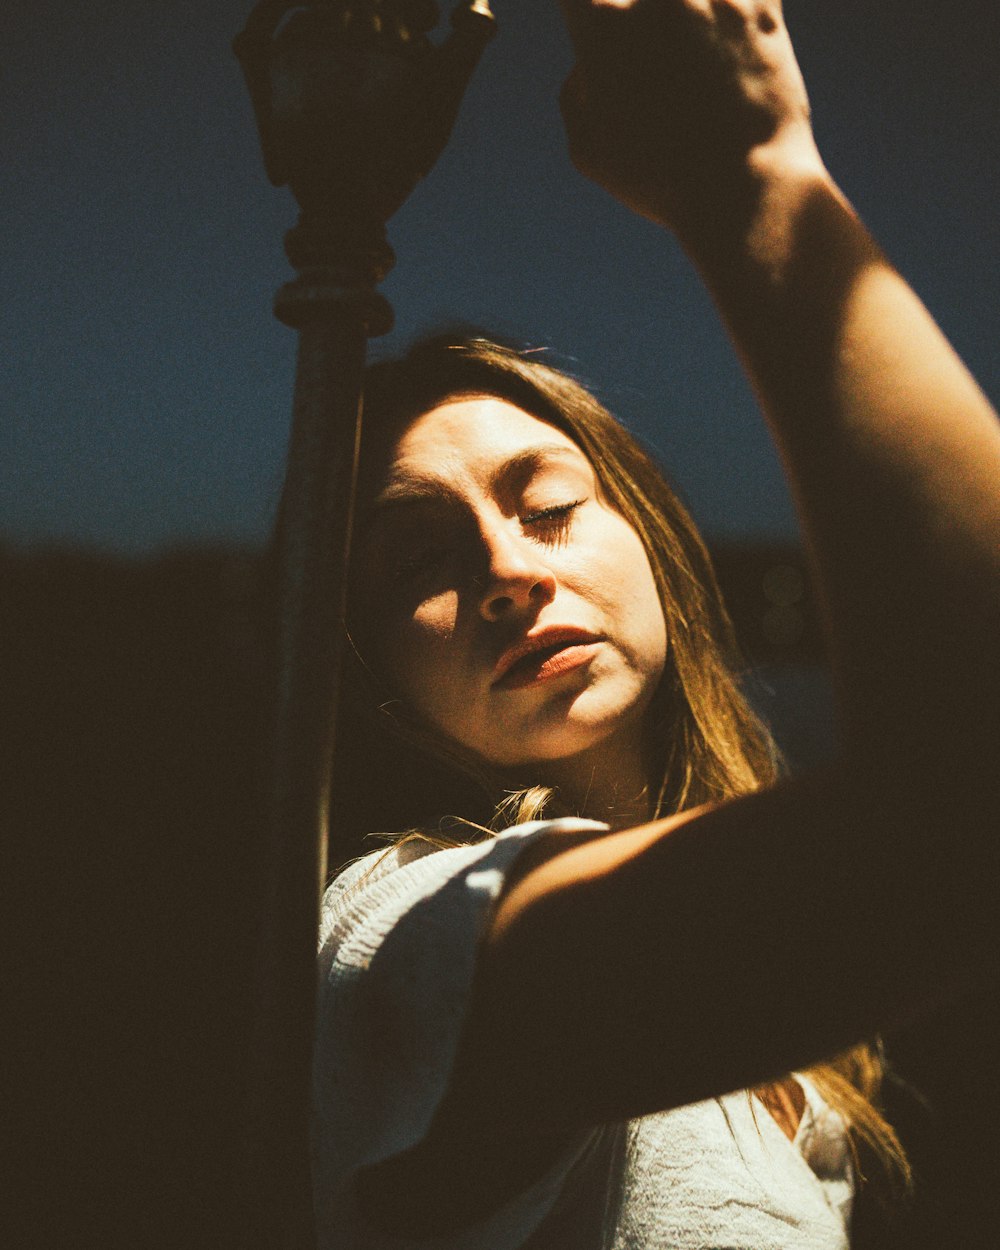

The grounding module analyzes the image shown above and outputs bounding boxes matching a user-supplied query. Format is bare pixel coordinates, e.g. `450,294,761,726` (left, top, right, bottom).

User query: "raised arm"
358,1,999,1232
555,0,1000,765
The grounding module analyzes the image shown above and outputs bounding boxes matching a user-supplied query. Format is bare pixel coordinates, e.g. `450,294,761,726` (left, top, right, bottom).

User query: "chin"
489,699,646,770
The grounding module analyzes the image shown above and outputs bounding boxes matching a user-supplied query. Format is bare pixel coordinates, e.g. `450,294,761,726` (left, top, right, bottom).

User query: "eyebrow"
366,443,588,518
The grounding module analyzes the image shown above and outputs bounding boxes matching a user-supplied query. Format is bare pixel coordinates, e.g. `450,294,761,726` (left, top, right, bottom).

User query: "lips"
492,627,602,688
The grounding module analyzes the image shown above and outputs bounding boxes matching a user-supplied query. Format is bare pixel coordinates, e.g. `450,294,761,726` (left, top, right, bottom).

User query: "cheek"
633,552,669,663
592,521,668,667
377,591,462,712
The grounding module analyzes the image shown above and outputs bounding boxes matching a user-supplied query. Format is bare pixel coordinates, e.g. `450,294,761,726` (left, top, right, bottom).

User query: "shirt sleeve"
312,819,609,1250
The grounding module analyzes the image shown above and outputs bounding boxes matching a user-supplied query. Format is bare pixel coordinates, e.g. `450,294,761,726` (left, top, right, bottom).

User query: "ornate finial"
234,1,496,328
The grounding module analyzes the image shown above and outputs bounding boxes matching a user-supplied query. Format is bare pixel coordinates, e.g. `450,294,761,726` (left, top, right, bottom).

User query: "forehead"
382,395,585,480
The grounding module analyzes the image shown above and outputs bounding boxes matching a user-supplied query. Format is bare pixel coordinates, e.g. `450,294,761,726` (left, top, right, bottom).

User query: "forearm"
373,761,995,1234
684,161,1000,778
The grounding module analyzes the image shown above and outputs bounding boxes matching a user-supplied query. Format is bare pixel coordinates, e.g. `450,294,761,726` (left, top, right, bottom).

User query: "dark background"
3,2,997,1247
2,0,997,552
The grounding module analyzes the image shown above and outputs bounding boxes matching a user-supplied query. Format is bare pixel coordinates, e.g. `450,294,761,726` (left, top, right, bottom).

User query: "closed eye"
522,499,585,544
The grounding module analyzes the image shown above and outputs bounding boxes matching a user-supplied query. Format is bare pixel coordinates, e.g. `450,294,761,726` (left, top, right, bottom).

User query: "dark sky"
2,0,997,554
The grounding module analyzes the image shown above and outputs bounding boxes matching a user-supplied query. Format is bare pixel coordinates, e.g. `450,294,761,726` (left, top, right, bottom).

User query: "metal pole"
233,4,495,1243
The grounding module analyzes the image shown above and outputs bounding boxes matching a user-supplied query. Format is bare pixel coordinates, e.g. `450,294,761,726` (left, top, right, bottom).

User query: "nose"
477,525,557,622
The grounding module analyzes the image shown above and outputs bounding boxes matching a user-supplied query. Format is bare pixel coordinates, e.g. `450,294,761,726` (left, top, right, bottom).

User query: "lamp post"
233,3,496,1242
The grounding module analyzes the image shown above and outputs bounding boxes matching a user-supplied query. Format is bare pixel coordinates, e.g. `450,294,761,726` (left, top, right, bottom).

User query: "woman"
313,2,999,1247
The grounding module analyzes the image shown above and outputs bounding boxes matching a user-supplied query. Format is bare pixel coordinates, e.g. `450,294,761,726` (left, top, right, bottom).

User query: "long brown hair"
332,335,910,1199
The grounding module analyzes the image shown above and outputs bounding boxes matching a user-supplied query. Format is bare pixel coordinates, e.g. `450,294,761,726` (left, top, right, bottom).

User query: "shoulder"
313,819,609,1250
315,816,610,1107
319,818,610,968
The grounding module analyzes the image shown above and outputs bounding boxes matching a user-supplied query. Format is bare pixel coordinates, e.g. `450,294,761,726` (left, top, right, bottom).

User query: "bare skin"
355,396,667,825
357,0,1000,1234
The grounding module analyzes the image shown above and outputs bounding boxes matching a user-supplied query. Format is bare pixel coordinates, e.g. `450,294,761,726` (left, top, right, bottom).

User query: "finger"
557,0,634,55
558,0,704,66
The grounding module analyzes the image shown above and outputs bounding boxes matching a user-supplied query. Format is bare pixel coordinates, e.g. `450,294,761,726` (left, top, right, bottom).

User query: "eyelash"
522,499,585,534
391,500,586,582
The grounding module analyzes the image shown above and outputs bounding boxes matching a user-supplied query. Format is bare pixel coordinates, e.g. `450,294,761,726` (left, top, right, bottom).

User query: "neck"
521,730,655,831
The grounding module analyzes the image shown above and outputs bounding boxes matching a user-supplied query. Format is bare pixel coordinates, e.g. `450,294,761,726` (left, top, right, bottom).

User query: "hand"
557,0,824,235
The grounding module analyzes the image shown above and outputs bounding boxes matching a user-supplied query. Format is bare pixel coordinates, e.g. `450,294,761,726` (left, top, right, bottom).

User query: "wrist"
668,126,831,258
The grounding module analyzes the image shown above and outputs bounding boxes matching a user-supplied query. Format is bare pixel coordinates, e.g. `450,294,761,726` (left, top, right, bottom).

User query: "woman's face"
354,396,668,773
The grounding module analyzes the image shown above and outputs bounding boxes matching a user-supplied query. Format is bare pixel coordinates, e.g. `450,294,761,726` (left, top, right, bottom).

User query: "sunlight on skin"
356,396,668,821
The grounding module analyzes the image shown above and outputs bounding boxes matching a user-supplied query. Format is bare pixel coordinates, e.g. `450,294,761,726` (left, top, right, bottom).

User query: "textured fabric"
613,1080,853,1249
313,822,855,1250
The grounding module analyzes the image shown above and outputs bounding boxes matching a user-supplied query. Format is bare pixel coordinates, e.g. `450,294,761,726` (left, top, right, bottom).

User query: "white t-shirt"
313,821,855,1250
